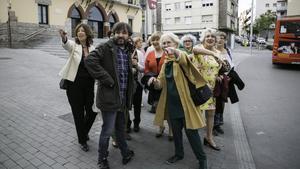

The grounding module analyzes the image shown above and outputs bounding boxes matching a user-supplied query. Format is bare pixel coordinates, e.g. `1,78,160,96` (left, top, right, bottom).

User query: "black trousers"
66,77,97,144
170,118,207,169
128,83,143,128
214,96,225,127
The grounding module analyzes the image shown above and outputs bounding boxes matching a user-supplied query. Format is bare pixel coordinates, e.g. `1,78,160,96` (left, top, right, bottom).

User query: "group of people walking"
59,22,244,169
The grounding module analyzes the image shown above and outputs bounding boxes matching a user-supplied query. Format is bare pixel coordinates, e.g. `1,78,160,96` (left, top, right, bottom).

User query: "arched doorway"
108,11,120,31
87,6,104,38
67,4,85,37
70,8,81,37
109,15,116,29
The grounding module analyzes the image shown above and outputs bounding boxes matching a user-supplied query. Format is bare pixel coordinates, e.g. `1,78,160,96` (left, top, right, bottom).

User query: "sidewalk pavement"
0,48,251,169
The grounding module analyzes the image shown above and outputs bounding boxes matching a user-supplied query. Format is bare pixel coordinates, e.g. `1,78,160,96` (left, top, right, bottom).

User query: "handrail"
21,28,47,41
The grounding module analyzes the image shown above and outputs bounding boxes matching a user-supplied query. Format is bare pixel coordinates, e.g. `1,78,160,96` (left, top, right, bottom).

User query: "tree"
253,10,276,40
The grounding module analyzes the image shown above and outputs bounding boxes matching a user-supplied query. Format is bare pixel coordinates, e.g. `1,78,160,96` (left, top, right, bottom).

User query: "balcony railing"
277,4,287,11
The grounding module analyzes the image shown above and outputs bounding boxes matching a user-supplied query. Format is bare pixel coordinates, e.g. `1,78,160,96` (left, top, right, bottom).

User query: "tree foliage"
253,10,276,35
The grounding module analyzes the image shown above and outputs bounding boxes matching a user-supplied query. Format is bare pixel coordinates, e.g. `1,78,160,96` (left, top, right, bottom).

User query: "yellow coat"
153,53,207,129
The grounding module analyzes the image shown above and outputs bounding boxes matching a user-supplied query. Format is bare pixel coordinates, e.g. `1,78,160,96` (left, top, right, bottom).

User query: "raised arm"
59,29,75,53
193,45,217,56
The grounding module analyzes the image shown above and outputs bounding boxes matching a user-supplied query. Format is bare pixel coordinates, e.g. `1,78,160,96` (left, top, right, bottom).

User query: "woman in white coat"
59,23,97,152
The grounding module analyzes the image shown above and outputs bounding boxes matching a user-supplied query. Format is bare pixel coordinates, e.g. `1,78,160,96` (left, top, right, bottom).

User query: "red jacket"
144,50,166,74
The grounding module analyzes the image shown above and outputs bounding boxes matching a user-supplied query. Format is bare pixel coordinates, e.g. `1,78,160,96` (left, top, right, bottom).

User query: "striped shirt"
116,47,129,103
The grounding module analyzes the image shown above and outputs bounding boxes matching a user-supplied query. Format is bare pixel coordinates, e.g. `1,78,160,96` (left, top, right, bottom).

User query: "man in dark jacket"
85,22,134,169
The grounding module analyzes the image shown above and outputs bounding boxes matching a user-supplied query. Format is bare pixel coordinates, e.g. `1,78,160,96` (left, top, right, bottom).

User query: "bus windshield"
279,21,300,35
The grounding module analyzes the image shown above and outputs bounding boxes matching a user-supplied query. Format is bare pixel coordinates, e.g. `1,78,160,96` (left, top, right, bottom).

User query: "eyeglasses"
183,40,192,43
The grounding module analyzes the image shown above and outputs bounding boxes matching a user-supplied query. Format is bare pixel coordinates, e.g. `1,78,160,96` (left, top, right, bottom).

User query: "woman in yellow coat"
153,32,207,169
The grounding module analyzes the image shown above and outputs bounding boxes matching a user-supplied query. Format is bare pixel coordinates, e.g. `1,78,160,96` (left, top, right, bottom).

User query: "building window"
38,4,48,24
175,17,181,24
185,1,192,9
202,15,213,22
128,0,133,4
184,16,192,24
165,4,172,11
265,3,269,7
210,3,213,6
128,18,133,29
175,2,181,10
165,18,172,24
87,6,104,38
70,7,81,37
273,3,277,7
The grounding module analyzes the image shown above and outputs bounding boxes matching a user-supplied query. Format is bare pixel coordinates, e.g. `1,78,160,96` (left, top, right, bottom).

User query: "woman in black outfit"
59,23,97,152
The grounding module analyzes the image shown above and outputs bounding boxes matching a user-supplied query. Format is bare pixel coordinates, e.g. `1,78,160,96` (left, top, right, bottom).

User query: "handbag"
59,43,76,90
179,65,212,106
59,79,68,90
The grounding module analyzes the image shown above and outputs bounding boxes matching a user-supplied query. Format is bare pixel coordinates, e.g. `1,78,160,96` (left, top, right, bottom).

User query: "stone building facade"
0,0,143,48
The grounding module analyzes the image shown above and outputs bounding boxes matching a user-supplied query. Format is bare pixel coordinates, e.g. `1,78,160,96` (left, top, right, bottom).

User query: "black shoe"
125,133,132,140
86,135,90,141
122,150,134,165
213,129,219,136
165,155,183,164
126,127,132,133
98,159,109,169
214,126,224,134
203,138,220,151
168,136,173,141
80,143,89,152
155,127,165,138
133,125,140,132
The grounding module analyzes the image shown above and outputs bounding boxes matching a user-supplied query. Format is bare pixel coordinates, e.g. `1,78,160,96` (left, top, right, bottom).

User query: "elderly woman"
143,32,173,140
192,29,222,151
180,34,197,55
153,33,207,169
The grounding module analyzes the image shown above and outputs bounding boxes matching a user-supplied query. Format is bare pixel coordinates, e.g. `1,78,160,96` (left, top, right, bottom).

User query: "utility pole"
250,0,254,55
7,0,12,48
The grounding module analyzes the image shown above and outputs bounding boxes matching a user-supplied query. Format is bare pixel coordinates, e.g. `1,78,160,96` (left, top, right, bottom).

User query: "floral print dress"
192,54,221,110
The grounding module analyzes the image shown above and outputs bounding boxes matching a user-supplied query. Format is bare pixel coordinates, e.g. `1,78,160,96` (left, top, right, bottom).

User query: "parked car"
241,38,249,46
256,37,266,45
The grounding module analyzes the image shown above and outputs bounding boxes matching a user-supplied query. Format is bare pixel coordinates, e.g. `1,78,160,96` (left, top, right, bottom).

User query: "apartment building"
255,0,277,18
161,0,238,43
276,0,287,18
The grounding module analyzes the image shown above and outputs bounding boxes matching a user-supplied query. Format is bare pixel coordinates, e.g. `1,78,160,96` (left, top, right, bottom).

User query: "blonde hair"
160,32,180,48
200,28,217,43
150,31,162,42
133,36,143,45
217,31,227,40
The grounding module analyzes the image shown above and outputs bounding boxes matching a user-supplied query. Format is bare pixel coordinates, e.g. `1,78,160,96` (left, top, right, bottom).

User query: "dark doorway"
70,8,81,37
87,6,104,38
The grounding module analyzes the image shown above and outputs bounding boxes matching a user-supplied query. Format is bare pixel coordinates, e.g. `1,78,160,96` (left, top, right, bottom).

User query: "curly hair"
74,23,94,47
180,34,197,47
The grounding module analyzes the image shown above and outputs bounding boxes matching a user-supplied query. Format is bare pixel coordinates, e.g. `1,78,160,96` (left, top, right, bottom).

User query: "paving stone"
29,157,43,167
15,158,31,168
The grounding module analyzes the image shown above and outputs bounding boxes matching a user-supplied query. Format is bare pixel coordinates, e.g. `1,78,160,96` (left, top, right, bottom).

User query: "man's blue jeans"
98,111,130,162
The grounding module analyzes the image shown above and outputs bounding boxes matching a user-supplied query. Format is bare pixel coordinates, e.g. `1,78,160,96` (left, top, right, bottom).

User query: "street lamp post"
7,0,12,48
250,0,254,55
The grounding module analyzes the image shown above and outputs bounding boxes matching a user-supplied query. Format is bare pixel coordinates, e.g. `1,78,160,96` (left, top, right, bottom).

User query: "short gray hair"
199,28,217,43
160,32,180,48
180,34,197,46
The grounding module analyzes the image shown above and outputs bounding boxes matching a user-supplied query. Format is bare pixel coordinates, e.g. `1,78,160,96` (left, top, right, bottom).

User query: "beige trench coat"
153,53,207,129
